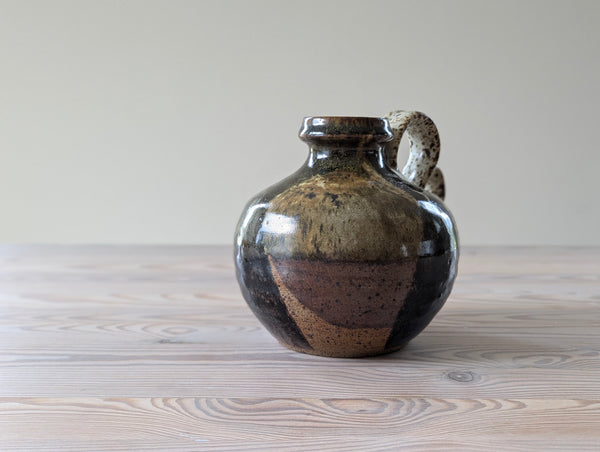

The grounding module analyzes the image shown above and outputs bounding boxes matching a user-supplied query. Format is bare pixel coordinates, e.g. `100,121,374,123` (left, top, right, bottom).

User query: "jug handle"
384,110,445,200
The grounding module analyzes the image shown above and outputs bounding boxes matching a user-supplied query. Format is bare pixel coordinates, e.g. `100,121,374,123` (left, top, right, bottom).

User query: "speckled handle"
384,110,445,200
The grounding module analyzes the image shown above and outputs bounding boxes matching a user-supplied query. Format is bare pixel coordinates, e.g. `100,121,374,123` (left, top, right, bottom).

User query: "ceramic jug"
234,111,458,358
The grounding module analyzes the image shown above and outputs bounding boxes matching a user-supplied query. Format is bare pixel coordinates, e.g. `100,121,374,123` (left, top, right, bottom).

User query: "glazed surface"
234,117,458,357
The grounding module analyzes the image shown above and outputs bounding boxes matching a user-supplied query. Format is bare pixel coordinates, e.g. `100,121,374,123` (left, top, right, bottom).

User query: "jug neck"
299,117,394,169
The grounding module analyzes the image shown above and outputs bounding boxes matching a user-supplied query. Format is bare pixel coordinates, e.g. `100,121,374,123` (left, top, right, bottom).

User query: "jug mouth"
299,116,394,143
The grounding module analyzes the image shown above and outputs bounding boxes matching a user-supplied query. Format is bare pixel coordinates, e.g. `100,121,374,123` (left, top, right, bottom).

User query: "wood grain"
1,245,599,450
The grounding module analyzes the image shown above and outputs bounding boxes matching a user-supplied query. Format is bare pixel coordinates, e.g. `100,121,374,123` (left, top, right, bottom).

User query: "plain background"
1,0,598,245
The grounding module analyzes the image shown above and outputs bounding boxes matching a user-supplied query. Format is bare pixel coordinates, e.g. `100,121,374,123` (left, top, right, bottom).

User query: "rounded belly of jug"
234,170,458,357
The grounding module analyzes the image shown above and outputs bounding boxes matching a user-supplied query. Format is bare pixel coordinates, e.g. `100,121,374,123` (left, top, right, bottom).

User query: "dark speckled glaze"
234,116,458,358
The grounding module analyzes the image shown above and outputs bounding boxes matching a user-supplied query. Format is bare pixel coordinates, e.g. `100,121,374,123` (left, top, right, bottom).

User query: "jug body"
234,116,458,358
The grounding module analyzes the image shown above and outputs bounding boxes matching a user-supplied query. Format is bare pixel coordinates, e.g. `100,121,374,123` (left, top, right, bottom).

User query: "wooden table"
1,245,599,451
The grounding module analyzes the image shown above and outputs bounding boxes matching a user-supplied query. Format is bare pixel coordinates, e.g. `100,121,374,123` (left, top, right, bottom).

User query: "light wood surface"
1,245,599,451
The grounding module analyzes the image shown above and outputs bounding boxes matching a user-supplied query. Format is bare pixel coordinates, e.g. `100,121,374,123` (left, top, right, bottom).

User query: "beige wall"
1,0,598,245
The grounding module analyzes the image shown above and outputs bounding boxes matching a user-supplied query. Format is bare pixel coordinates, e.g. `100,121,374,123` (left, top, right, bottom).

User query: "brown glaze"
234,116,458,358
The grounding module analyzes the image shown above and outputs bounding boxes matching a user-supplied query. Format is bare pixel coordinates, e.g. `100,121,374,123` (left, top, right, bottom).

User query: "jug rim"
299,116,393,143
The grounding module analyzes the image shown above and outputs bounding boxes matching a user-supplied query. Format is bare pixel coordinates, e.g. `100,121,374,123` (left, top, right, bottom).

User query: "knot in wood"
446,370,476,383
